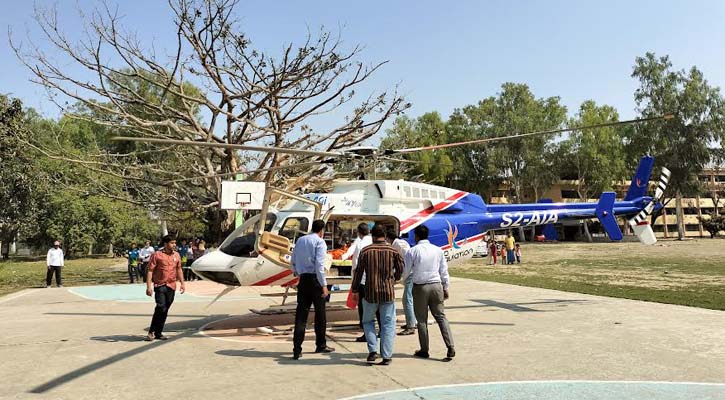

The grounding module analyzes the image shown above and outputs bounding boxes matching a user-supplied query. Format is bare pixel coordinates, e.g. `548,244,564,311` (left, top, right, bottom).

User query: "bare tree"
11,0,409,239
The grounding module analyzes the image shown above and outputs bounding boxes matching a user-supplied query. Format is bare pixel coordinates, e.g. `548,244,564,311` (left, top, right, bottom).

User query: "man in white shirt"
46,240,64,288
139,240,156,283
387,230,415,336
342,222,377,342
403,224,455,360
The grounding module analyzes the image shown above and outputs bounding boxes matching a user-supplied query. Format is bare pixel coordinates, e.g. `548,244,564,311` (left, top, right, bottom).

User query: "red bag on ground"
345,288,357,310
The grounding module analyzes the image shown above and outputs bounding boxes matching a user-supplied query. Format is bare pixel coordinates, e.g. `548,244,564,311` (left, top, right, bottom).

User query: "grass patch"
453,270,725,310
0,258,127,297
453,240,725,310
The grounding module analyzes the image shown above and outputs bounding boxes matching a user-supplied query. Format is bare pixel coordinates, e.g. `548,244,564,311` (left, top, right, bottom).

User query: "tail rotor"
628,167,671,244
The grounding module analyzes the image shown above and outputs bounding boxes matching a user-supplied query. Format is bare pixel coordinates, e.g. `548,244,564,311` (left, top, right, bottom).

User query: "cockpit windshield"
219,212,277,257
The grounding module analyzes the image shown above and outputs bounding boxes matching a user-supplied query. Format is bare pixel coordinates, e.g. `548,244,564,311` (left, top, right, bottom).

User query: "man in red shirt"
145,235,185,341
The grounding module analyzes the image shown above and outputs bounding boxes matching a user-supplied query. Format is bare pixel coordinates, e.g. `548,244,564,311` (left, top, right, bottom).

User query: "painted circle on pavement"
338,381,725,400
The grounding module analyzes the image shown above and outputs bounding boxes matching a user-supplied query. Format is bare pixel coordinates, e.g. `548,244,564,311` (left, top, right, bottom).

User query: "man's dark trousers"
46,265,62,286
149,285,175,338
128,263,138,283
293,274,327,355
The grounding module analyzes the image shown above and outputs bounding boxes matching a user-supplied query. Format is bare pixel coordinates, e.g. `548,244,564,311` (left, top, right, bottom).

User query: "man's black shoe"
413,350,430,358
355,334,367,342
293,352,301,360
378,359,392,366
447,347,456,358
367,352,377,363
314,346,335,353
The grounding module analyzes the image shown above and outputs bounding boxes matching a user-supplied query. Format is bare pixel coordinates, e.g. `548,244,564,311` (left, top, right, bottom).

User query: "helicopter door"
255,187,322,268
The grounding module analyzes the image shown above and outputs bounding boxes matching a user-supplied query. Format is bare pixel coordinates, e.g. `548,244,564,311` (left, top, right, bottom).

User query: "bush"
698,212,725,238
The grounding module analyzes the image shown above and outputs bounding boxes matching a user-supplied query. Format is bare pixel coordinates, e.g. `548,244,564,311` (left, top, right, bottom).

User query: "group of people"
290,220,455,365
487,232,522,265
126,238,210,284
125,241,156,283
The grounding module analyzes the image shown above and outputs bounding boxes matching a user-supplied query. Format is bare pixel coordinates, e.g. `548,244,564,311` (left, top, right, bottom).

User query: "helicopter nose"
192,250,236,270
191,250,241,285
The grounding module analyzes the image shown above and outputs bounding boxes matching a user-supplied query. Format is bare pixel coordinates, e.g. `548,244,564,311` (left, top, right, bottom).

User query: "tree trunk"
583,220,593,242
675,191,685,240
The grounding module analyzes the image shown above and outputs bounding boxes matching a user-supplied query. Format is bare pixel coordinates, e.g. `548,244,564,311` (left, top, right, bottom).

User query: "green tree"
630,53,725,239
559,100,626,241
0,96,49,246
462,83,567,240
379,113,454,184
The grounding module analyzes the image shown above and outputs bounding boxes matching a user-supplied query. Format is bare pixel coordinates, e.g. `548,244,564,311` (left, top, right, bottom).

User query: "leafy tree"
0,96,49,245
461,83,567,240
12,0,409,241
30,192,160,256
629,52,725,239
445,107,503,196
559,100,626,241
379,113,454,184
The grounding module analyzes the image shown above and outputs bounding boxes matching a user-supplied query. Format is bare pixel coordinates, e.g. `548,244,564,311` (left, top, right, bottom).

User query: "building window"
561,190,580,199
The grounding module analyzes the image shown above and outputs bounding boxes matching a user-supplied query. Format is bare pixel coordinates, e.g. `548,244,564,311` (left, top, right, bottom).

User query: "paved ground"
0,278,723,400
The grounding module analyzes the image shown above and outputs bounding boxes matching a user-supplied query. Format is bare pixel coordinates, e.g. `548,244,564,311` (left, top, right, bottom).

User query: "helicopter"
114,115,672,289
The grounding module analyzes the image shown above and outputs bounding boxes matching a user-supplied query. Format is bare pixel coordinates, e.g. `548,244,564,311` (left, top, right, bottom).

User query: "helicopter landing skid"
250,301,350,316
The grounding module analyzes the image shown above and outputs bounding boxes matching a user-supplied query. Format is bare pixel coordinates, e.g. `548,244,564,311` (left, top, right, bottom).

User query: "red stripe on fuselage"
399,191,469,232
252,269,293,286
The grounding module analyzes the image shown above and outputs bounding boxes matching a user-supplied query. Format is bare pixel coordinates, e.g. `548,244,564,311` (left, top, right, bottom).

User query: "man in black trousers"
291,220,335,360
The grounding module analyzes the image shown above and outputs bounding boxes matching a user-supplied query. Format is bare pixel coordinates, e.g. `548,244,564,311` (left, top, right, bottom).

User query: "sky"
2,0,725,142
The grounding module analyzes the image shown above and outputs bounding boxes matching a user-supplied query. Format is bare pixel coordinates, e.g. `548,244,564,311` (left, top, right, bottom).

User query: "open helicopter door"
255,186,323,268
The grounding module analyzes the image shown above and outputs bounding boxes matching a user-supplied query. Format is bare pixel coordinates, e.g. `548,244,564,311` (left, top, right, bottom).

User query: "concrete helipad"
0,278,723,400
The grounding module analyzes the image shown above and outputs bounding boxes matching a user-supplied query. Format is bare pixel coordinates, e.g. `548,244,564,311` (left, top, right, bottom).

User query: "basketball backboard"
221,181,266,210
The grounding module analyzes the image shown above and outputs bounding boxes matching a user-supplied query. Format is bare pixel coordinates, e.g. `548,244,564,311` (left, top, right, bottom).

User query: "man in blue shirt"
291,219,334,360
126,243,140,283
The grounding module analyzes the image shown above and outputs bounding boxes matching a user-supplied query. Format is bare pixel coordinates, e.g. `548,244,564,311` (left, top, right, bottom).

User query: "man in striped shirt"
351,224,404,365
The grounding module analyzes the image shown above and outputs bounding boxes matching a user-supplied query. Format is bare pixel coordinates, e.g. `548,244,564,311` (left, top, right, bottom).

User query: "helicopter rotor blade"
170,159,337,183
378,155,426,164
385,114,673,155
111,136,345,158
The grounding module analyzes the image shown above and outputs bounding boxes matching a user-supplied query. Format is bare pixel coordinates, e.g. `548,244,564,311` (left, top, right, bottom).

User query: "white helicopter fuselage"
191,180,485,287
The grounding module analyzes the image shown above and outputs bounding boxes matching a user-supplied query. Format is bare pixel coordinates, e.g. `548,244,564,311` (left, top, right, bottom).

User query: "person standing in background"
126,243,140,283
46,240,64,288
505,232,516,265
139,240,155,283
488,239,498,265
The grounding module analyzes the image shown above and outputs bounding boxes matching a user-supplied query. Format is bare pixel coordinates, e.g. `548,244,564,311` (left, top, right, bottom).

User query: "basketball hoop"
220,181,265,210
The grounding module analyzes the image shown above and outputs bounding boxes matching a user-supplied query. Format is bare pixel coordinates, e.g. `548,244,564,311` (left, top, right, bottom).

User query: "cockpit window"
278,217,309,242
219,213,277,257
